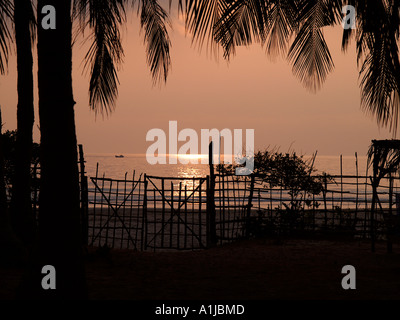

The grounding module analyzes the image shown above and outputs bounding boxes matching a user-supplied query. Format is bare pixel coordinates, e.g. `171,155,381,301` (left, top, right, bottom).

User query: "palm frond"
341,27,353,53
287,0,337,92
0,0,13,75
357,1,400,132
265,0,297,58
78,0,125,115
213,0,269,60
340,0,355,52
27,0,37,44
179,0,230,54
139,0,171,84
72,0,88,29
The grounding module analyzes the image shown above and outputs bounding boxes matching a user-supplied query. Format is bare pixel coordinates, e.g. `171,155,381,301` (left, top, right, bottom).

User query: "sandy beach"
2,237,399,300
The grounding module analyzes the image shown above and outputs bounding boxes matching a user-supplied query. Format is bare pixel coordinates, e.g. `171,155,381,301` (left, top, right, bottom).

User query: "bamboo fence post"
99,172,105,246
105,178,112,246
184,184,188,249
161,178,165,248
355,152,359,231
269,182,273,218
246,175,255,238
207,142,217,246
112,180,119,248
221,174,226,240
363,165,368,238
371,149,378,252
199,178,203,248
143,174,148,251
231,176,236,240
129,171,136,250
153,187,156,251
170,181,174,249
129,172,138,250
312,192,316,231
137,172,144,251
206,177,210,247
331,188,335,227
91,164,98,245
340,155,343,226
177,182,182,249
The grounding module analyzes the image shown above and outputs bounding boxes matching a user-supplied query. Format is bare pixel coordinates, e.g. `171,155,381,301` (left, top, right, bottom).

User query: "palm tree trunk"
22,0,86,298
10,0,35,246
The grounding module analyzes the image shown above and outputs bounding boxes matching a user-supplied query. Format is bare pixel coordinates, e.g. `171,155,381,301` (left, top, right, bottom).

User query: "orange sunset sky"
0,3,394,156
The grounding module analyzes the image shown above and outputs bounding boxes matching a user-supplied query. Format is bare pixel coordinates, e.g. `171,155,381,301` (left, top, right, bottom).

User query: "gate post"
143,174,148,251
207,142,217,247
245,175,255,238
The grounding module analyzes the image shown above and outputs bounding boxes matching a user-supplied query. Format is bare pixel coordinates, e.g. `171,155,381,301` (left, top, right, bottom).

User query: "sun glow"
173,154,208,161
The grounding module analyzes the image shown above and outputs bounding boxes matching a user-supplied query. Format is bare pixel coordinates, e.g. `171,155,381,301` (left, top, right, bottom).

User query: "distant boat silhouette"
115,155,124,158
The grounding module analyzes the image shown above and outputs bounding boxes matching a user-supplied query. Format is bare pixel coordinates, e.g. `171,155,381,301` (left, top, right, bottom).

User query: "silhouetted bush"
218,149,335,236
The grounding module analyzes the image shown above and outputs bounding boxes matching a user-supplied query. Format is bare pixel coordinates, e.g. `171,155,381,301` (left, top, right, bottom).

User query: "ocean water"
84,154,382,209
85,153,370,180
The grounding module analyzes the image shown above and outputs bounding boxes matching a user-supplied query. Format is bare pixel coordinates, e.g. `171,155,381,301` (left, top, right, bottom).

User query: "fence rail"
85,169,400,251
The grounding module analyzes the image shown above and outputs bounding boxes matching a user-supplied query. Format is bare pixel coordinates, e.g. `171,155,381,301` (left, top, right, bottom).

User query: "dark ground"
1,237,400,300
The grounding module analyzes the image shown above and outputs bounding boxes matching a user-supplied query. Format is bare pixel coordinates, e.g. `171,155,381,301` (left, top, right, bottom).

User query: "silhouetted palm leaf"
265,0,297,58
0,0,13,75
288,0,340,92
356,1,400,131
213,0,269,60
74,0,125,115
26,0,36,44
75,0,172,114
139,0,172,84
178,0,230,53
340,0,355,52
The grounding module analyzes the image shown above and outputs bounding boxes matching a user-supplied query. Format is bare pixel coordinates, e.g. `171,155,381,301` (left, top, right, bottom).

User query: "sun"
167,154,209,164
177,154,208,161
